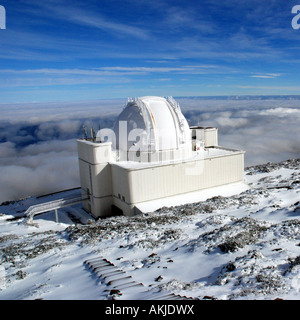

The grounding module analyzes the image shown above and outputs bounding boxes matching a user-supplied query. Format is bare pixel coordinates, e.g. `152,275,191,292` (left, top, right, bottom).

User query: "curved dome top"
113,96,191,153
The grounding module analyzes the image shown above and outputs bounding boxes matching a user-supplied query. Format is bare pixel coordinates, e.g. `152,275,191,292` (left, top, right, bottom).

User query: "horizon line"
1,94,300,106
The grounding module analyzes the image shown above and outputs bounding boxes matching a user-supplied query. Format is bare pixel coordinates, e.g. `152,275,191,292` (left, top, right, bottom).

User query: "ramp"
25,194,89,224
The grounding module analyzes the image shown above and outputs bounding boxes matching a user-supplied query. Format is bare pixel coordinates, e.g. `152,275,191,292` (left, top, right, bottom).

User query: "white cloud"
0,65,226,76
0,154,80,203
178,97,300,166
250,73,281,79
0,65,238,89
0,142,17,159
258,107,300,116
26,1,150,40
236,85,300,91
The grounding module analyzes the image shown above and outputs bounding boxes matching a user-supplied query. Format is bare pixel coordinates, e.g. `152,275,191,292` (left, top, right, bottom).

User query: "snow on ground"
0,158,299,300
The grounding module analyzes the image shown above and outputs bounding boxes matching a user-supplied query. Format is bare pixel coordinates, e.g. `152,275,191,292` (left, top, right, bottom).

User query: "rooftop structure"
77,96,245,218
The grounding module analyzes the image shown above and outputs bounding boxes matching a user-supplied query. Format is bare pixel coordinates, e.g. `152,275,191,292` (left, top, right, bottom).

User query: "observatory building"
77,96,245,218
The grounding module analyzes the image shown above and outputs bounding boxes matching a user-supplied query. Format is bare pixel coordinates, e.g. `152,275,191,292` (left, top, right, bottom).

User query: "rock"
148,253,157,258
109,289,122,296
226,263,236,272
203,295,217,300
155,275,163,282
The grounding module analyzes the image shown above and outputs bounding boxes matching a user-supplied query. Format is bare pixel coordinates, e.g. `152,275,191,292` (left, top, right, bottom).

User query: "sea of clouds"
0,97,299,203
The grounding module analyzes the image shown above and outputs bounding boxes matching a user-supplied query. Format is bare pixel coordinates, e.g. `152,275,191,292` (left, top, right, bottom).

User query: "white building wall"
191,127,218,148
77,137,245,218
204,128,218,147
77,140,113,218
111,151,244,215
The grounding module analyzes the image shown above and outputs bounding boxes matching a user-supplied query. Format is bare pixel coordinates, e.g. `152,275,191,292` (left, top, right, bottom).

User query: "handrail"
25,193,89,224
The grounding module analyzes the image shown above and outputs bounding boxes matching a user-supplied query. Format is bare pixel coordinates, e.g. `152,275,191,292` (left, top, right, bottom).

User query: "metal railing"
25,193,89,224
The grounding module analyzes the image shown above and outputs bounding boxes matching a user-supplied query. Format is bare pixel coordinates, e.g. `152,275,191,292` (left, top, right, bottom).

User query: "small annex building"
77,96,245,218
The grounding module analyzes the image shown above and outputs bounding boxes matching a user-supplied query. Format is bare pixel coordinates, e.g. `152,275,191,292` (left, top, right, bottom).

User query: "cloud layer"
179,97,300,166
0,99,122,203
0,97,299,203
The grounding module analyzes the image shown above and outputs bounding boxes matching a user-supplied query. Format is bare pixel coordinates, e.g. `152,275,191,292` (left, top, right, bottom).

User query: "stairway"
84,256,196,300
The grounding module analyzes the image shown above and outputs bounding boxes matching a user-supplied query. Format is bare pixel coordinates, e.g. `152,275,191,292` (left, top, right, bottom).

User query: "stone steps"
84,256,196,300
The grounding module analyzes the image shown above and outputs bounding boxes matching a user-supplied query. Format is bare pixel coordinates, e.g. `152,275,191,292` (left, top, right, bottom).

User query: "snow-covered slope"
0,158,299,300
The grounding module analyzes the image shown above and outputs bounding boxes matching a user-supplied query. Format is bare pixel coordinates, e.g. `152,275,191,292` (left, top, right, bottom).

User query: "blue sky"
0,0,300,103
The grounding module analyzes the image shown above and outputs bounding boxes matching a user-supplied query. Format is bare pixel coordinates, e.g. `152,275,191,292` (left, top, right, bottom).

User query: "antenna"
82,125,88,140
91,128,96,142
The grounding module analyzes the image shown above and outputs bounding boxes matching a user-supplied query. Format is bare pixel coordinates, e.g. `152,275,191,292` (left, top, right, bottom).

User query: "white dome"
96,96,192,162
113,96,190,152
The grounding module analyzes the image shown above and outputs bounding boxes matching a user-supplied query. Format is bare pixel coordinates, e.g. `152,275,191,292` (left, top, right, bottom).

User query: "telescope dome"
113,96,191,156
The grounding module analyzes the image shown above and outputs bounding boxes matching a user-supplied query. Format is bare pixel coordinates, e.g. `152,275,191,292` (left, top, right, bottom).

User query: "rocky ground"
0,158,299,299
